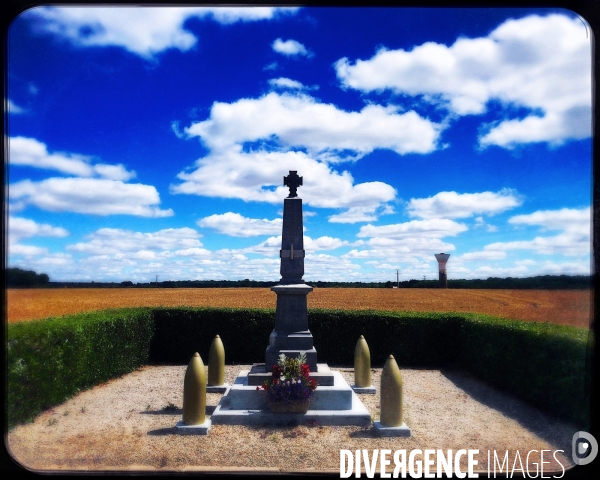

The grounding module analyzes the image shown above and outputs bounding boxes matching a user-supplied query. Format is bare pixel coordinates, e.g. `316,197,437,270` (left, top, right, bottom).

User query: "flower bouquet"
258,352,317,413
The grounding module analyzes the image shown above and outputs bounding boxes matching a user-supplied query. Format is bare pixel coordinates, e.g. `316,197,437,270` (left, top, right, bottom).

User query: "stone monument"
266,171,316,370
246,171,332,386
210,171,370,426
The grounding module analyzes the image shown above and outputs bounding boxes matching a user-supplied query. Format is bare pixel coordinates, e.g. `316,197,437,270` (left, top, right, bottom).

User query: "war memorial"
176,171,409,433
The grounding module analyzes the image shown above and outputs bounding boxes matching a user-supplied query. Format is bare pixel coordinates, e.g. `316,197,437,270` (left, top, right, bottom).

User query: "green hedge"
149,307,274,364
309,309,463,367
7,308,154,429
6,307,593,429
459,314,593,426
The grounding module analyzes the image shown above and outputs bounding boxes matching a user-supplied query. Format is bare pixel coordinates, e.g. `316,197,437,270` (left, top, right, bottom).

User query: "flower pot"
268,399,310,414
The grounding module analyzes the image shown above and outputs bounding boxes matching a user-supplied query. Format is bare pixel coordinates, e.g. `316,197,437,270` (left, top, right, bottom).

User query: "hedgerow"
7,307,593,429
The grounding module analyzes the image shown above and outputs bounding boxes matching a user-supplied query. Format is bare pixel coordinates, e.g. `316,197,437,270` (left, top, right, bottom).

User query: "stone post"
208,335,225,387
182,352,206,425
354,335,371,388
380,355,403,427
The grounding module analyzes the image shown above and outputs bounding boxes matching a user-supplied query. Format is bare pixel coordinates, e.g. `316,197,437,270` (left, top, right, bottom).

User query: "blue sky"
6,6,593,283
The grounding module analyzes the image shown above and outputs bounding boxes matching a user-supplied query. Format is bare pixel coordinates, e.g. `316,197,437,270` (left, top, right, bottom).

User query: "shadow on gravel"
348,428,377,438
441,368,574,449
147,427,178,436
141,406,216,416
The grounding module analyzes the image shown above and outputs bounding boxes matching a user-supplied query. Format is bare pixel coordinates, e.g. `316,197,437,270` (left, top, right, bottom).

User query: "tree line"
5,268,592,289
6,268,49,287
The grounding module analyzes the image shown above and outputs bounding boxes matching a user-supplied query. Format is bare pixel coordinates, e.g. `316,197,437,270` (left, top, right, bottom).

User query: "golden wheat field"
6,287,592,328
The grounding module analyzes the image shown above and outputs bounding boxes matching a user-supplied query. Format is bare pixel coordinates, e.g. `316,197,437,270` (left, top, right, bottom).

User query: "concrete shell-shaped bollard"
354,335,371,388
208,335,225,386
380,355,403,427
182,352,207,425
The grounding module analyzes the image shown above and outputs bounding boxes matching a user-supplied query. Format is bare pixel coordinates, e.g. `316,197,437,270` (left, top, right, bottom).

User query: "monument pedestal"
265,284,319,371
210,369,371,426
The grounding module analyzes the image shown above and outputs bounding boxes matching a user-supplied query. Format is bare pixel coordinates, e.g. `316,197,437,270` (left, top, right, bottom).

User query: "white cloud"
342,237,457,262
240,233,348,254
10,177,174,217
479,107,591,148
471,265,530,277
358,218,468,239
304,254,361,281
407,189,523,219
10,244,49,256
25,6,298,59
92,163,136,181
459,250,507,261
484,207,590,256
67,227,203,255
206,7,298,24
172,148,396,220
172,247,213,257
10,136,95,176
182,92,441,157
198,212,282,237
269,77,304,89
173,91,440,222
533,261,591,275
268,77,317,91
7,99,26,114
304,236,348,251
486,235,589,257
341,218,466,262
509,207,590,235
328,207,380,224
335,14,591,148
240,235,281,256
9,216,68,241
9,216,69,252
328,204,394,224
35,254,74,266
272,38,311,57
9,137,136,180
474,216,498,232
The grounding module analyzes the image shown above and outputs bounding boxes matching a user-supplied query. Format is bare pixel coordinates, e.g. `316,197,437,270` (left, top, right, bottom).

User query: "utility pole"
396,269,400,288
155,275,159,287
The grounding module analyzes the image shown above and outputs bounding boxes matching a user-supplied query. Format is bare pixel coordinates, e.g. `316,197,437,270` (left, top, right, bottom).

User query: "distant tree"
120,281,134,287
6,268,50,287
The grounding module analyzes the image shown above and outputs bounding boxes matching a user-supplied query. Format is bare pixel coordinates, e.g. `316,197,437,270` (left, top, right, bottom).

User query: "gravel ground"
7,365,577,475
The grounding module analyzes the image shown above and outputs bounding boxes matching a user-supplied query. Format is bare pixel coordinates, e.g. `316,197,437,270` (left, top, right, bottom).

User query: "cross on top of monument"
283,171,303,198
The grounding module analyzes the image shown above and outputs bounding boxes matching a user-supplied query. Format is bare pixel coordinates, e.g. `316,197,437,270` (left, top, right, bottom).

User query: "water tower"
434,253,450,288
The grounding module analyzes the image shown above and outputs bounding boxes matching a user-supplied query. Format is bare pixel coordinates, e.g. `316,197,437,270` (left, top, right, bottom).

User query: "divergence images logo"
572,432,598,466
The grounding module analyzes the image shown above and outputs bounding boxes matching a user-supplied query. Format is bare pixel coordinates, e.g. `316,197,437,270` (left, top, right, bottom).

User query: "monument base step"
175,419,212,435
373,421,411,437
247,363,334,386
206,383,230,394
351,384,376,394
210,368,371,427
